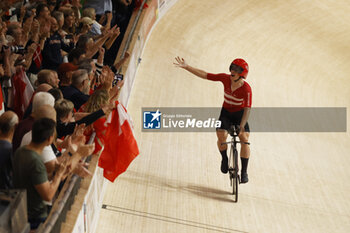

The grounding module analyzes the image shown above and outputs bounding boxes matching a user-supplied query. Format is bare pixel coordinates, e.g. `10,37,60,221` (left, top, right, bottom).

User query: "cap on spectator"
81,17,93,26
58,63,78,77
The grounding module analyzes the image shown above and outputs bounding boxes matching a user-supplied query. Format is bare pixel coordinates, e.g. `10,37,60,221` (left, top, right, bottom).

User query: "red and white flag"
0,83,4,115
98,101,139,182
10,68,34,119
33,45,43,69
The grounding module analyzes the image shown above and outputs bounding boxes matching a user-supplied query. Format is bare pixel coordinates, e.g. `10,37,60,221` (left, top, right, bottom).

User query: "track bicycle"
221,125,250,202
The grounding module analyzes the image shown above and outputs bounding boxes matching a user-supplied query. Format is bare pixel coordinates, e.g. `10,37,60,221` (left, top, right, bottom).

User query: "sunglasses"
229,63,243,74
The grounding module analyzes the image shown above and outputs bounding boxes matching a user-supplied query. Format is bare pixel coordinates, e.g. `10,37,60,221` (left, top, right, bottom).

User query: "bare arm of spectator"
60,147,93,178
71,0,82,8
22,10,36,46
18,6,26,24
30,19,40,43
60,134,94,178
0,64,4,77
98,14,106,25
0,23,10,78
34,162,67,202
104,26,120,50
3,47,13,78
85,27,115,59
39,21,51,50
45,159,58,180
99,66,114,90
61,50,68,58
39,36,47,50
53,124,91,179
23,43,37,70
0,22,6,43
113,51,130,70
110,79,124,102
73,162,91,177
56,124,86,148
97,47,105,65
104,12,113,31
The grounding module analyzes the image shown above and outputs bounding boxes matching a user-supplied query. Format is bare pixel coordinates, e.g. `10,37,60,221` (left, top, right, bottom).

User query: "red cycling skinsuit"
207,73,252,131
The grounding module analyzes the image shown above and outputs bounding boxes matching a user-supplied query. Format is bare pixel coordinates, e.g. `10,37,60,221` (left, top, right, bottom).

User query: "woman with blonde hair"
82,89,110,153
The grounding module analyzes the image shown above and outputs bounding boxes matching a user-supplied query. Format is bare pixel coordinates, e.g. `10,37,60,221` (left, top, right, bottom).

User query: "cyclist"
174,57,251,183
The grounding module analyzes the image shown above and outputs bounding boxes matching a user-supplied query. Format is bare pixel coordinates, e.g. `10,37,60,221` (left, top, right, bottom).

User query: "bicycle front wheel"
232,149,239,202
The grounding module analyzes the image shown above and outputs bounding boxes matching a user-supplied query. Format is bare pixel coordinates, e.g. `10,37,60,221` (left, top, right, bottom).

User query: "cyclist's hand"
174,56,188,69
238,125,245,136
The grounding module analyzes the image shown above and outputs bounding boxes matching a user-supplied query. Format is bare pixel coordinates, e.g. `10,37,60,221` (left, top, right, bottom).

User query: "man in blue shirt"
0,111,19,189
62,69,90,110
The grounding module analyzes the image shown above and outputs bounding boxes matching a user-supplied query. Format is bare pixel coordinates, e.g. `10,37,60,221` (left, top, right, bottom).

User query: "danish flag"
0,83,4,115
33,45,42,69
11,68,34,119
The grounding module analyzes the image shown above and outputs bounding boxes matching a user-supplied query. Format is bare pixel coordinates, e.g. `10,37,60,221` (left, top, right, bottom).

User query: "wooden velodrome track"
96,0,350,232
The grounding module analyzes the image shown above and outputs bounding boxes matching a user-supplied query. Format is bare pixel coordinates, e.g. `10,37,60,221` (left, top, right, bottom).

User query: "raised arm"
85,26,117,59
104,26,120,50
174,56,207,79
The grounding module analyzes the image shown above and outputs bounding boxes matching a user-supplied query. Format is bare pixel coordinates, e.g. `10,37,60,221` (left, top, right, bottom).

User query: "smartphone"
112,73,123,87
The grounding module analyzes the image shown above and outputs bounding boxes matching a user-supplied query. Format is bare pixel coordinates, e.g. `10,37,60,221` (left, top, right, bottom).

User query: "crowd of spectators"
0,0,137,231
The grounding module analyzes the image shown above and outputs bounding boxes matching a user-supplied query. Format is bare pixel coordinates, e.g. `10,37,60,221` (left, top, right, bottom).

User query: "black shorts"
217,108,250,132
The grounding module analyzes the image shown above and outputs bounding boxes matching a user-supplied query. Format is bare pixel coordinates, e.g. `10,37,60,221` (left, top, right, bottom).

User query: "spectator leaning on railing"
20,105,58,180
13,118,69,230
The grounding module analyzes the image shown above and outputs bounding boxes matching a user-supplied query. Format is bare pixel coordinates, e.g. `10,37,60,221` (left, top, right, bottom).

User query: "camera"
2,45,27,55
65,34,73,40
112,73,123,87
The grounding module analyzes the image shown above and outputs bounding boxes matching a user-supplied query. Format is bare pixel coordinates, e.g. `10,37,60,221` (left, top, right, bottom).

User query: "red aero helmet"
230,58,249,78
